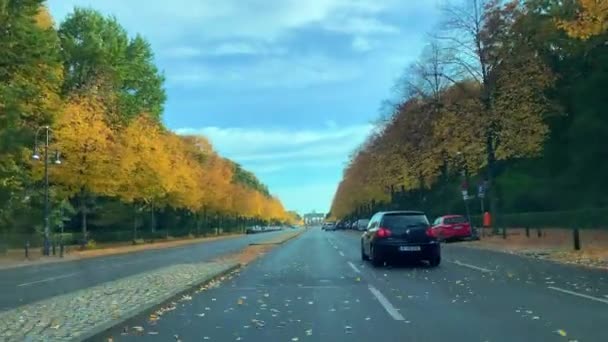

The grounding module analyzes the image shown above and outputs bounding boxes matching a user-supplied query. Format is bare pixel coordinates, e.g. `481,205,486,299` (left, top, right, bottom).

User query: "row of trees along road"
0,1,295,248
330,0,608,223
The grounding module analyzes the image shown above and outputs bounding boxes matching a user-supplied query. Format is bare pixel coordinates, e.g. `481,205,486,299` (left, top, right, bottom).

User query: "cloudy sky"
47,0,442,214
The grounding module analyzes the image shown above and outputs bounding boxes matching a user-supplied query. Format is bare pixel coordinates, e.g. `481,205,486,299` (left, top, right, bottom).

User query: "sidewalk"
0,233,242,270
466,228,608,269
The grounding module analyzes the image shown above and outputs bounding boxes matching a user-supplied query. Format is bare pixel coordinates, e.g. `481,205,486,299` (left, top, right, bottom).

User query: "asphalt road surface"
95,227,607,342
0,230,289,311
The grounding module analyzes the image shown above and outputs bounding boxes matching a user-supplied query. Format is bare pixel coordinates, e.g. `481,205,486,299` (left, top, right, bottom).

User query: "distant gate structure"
303,212,325,225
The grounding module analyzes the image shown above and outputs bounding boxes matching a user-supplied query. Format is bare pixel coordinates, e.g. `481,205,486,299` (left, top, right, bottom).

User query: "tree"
437,0,554,220
115,115,172,232
558,0,608,39
58,8,166,123
52,95,117,237
0,0,63,233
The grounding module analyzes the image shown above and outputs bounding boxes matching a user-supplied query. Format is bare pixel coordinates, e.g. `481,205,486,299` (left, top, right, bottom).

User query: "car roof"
377,210,425,216
441,215,464,218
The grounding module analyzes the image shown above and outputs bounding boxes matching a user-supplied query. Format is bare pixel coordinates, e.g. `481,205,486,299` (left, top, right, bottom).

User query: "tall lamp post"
33,126,61,256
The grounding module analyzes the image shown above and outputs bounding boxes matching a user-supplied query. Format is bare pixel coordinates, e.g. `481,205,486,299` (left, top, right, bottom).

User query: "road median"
0,233,242,271
0,229,306,341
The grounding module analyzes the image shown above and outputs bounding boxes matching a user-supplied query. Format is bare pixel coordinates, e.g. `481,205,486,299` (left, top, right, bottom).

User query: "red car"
430,215,472,241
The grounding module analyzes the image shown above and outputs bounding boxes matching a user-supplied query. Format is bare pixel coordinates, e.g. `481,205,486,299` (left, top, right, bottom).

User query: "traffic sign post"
478,183,486,213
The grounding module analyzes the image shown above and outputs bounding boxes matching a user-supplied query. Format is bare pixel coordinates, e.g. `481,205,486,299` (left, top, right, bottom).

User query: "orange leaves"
52,95,116,197
115,115,171,206
557,0,608,40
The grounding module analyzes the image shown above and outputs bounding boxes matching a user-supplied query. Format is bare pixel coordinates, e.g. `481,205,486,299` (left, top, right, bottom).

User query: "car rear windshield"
444,216,467,224
381,214,429,231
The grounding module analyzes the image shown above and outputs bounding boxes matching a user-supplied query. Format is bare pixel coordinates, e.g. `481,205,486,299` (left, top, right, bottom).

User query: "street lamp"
33,126,61,256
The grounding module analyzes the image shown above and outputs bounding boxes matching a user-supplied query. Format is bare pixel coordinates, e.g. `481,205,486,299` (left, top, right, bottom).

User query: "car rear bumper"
374,241,440,260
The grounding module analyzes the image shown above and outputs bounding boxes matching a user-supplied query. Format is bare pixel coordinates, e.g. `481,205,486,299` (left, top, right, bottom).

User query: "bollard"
537,228,542,238
60,242,64,258
52,241,56,256
525,227,530,238
502,226,507,239
573,228,581,251
25,241,30,259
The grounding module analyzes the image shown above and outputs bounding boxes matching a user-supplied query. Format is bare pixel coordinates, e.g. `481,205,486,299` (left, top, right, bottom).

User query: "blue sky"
47,0,441,215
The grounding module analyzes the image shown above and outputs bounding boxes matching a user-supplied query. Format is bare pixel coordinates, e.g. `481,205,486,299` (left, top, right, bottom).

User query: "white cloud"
175,123,373,212
167,54,361,88
325,17,399,35
352,36,372,52
163,46,203,58
176,124,373,157
49,0,417,43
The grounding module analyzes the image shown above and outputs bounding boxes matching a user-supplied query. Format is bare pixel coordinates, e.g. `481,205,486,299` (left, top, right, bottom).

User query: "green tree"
0,1,63,232
58,8,166,123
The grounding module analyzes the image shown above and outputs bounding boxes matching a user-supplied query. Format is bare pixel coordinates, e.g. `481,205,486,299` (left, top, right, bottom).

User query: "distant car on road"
361,211,440,267
355,219,370,231
322,222,336,231
430,215,472,241
336,220,348,230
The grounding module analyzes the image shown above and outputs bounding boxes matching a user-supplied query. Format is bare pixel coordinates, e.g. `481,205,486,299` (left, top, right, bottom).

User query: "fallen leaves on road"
556,329,567,337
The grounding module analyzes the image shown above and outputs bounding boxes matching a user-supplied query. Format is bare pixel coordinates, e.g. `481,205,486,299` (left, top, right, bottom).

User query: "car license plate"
399,246,421,252
454,226,462,229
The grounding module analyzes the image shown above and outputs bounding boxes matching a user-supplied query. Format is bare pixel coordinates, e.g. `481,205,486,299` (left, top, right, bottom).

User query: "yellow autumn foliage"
558,0,608,40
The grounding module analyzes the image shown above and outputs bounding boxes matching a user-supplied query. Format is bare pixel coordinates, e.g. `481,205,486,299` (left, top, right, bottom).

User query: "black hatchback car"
361,211,440,267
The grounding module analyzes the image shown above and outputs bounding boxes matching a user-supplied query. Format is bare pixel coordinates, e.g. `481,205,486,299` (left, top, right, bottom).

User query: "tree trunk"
80,191,87,244
486,132,499,234
133,206,139,244
150,206,156,233
194,213,200,236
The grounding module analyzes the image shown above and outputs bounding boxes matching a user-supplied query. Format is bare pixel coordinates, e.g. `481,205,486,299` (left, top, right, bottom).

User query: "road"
0,230,289,311
95,228,608,342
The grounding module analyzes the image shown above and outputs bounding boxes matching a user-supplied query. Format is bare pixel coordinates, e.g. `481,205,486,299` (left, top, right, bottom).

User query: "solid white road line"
339,251,345,257
17,272,80,287
347,261,361,274
548,286,608,305
450,260,493,273
368,285,405,321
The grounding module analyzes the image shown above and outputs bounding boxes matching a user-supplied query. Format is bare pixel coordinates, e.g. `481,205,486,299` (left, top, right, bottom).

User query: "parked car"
336,220,348,230
322,222,336,231
355,219,370,231
361,211,440,267
430,215,472,241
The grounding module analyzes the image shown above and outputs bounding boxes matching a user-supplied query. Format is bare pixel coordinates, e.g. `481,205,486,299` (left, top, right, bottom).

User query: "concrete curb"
248,230,305,246
77,263,241,342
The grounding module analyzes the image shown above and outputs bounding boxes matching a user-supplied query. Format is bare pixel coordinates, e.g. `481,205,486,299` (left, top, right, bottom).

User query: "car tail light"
376,227,392,238
426,227,435,237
